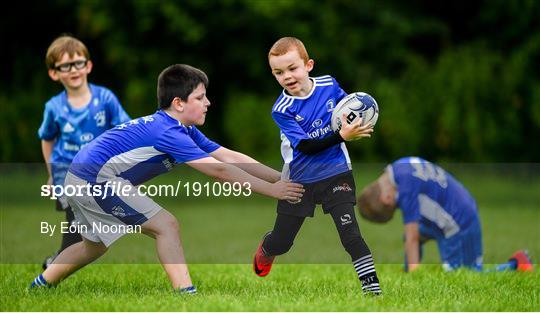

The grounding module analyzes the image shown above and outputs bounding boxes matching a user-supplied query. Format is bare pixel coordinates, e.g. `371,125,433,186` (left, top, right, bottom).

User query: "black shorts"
277,171,356,217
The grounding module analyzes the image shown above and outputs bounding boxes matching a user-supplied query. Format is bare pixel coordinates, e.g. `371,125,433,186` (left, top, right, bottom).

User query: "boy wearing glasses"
38,35,130,269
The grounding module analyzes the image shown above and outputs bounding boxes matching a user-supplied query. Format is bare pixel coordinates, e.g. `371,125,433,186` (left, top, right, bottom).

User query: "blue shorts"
417,217,483,271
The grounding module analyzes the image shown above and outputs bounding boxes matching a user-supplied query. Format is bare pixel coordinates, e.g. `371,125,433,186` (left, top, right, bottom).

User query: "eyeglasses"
53,60,88,73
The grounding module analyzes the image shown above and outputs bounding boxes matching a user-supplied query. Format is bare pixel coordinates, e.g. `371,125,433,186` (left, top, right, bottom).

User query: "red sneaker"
253,232,275,277
509,250,534,272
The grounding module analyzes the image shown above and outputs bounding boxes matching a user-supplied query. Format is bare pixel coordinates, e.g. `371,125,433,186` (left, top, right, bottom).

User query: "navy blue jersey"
272,75,350,183
388,157,479,237
69,110,221,185
38,84,130,185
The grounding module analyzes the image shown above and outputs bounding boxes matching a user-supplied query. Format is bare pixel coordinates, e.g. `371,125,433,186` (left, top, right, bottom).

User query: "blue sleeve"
188,126,221,153
398,191,421,224
155,128,210,163
104,89,131,126
333,77,348,103
271,111,309,148
391,161,421,224
37,102,59,140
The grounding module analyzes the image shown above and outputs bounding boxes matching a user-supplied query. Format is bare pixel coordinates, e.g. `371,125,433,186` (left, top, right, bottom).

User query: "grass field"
1,165,539,311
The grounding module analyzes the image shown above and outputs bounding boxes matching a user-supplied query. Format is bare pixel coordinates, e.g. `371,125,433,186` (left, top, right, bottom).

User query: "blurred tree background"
1,0,539,164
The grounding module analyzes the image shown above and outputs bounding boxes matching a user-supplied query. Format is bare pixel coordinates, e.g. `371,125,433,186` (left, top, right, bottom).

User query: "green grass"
1,166,539,311
1,264,539,311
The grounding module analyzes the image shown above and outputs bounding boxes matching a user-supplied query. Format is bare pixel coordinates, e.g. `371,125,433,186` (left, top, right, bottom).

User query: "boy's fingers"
288,182,304,188
288,186,305,193
284,182,304,190
359,122,374,130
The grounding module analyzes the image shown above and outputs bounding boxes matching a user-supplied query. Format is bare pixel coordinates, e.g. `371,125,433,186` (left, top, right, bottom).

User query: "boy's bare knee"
167,216,180,231
142,210,179,237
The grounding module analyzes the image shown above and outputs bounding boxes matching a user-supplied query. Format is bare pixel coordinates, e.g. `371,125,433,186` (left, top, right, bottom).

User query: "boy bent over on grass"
358,156,534,273
31,64,304,294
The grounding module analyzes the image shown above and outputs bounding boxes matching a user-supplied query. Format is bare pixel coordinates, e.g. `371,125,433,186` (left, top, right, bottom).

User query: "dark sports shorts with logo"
277,170,356,217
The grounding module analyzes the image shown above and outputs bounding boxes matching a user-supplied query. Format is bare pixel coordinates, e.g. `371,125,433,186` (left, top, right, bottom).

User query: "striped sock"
353,254,382,295
30,274,49,288
178,285,197,295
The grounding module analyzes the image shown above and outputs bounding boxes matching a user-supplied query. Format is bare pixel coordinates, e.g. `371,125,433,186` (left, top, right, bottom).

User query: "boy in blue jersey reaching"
38,35,131,269
252,37,382,295
31,64,304,294
358,156,534,273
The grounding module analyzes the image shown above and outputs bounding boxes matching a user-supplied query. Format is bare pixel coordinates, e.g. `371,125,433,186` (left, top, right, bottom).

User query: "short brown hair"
157,64,209,109
357,182,395,223
46,35,90,69
268,37,309,63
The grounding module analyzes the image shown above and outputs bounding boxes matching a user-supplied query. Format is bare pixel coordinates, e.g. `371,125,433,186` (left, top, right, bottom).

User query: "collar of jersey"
385,164,397,187
281,78,317,100
62,83,95,112
385,165,399,202
161,110,188,128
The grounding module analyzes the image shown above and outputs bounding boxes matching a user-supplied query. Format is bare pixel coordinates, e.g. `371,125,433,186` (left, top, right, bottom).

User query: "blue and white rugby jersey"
271,75,350,183
38,84,130,185
69,110,221,185
388,157,479,238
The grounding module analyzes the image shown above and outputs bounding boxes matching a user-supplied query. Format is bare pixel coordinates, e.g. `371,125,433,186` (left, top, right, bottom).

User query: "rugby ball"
331,92,379,131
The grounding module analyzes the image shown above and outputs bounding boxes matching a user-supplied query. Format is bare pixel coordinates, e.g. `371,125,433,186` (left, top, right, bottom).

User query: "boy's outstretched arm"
186,156,303,201
209,147,281,183
404,222,421,272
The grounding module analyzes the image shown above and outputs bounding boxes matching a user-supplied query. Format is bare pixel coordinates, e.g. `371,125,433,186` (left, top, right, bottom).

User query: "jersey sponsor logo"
332,183,352,193
63,122,75,133
312,119,323,128
308,124,332,139
63,142,80,151
340,214,352,225
94,110,106,127
80,132,94,142
326,99,335,112
295,114,304,122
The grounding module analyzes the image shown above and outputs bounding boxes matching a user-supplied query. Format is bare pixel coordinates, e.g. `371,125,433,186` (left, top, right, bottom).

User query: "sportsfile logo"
332,183,352,193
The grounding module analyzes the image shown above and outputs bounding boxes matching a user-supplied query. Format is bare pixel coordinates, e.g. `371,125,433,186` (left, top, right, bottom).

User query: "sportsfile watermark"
41,181,252,200
1,163,539,265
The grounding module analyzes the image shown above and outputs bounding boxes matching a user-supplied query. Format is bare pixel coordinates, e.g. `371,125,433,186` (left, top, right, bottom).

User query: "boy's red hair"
268,37,309,63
